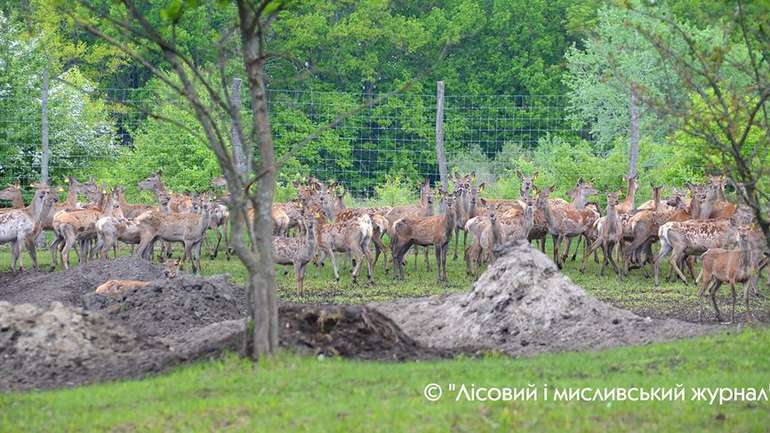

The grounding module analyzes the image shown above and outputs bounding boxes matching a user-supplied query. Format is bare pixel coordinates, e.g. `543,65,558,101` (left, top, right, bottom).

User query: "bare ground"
373,241,721,356
0,246,723,391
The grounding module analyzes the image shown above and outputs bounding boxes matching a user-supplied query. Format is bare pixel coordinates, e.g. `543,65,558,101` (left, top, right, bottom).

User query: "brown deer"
95,259,180,296
615,174,639,215
539,181,599,268
0,183,25,210
95,190,126,259
704,175,736,219
137,172,193,213
623,190,690,276
273,214,318,296
115,186,155,219
581,191,623,277
465,194,535,275
134,194,212,273
0,185,55,271
654,204,755,286
50,188,111,270
698,225,767,323
391,191,456,282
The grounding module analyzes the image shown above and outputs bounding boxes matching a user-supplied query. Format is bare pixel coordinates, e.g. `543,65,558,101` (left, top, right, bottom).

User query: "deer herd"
0,171,768,323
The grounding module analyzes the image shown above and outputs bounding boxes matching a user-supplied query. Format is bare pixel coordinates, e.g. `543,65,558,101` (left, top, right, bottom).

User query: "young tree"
628,1,770,249
62,0,455,360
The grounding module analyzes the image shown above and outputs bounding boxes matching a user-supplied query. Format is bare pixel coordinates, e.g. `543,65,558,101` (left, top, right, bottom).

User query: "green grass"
2,235,769,432
2,330,769,432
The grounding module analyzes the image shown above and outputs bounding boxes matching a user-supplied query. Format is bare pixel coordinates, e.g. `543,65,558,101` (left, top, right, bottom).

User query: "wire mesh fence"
0,83,586,197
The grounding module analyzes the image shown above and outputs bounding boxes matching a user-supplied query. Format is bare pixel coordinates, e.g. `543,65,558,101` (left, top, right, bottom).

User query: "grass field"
1,329,769,432
1,235,769,432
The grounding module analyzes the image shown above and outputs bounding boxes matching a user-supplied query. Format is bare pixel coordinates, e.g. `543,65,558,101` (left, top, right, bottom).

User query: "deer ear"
478,183,485,192
532,171,539,179
480,198,487,206
515,169,523,178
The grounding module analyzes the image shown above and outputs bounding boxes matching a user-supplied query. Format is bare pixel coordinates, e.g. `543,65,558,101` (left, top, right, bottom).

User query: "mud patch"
374,240,720,356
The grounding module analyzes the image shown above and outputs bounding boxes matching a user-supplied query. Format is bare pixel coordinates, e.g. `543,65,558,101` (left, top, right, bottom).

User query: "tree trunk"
629,82,640,178
41,67,50,185
238,12,279,359
435,81,448,191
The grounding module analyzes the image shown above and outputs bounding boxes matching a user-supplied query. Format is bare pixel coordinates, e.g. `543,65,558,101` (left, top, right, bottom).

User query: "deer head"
137,172,163,192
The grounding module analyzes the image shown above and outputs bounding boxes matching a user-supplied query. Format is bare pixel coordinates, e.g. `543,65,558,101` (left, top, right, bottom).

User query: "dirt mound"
0,302,177,391
82,274,245,339
170,304,448,362
375,240,718,356
0,257,167,307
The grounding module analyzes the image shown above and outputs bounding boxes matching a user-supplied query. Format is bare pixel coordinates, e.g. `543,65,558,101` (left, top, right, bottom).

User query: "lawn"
1,235,769,432
1,329,769,432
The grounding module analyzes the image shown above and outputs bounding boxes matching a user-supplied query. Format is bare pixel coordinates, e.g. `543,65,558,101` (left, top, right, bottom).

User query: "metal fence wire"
0,85,586,197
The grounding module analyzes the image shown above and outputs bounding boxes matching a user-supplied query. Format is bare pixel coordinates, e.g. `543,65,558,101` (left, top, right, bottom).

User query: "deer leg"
435,244,443,283
730,282,737,323
327,247,340,282
709,281,723,322
653,241,673,287
669,251,689,285
570,235,581,261
686,256,697,281
607,242,622,278
425,244,431,271
363,243,374,283
10,240,20,272
294,262,303,297
24,235,38,271
581,237,601,273
745,280,754,322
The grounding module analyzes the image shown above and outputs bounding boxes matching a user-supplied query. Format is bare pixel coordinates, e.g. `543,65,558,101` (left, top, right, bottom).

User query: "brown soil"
0,244,722,391
374,240,720,356
0,258,443,391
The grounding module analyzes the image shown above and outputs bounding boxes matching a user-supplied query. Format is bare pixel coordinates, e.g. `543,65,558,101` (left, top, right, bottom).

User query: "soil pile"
0,259,446,390
0,301,176,391
0,257,166,307
375,240,717,356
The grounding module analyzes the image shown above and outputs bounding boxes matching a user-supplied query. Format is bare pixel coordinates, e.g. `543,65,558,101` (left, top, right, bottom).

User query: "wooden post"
435,80,448,191
41,67,50,184
231,78,248,179
629,82,640,178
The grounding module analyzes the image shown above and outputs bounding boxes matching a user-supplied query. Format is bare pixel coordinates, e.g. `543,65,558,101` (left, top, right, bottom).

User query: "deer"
467,194,536,275
114,186,155,219
653,203,755,286
615,174,639,215
137,172,193,213
0,185,55,271
313,195,376,285
704,175,737,219
391,191,456,283
384,180,435,270
0,183,25,210
698,225,767,323
50,187,112,270
623,189,690,276
273,214,318,296
539,180,599,268
95,190,127,259
95,259,181,296
134,193,212,273
581,191,623,277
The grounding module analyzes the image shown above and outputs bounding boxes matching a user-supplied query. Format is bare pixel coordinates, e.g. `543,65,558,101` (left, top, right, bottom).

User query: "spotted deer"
391,191,456,282
654,204,755,286
0,185,55,271
50,188,111,270
539,181,599,268
273,214,318,295
134,194,212,273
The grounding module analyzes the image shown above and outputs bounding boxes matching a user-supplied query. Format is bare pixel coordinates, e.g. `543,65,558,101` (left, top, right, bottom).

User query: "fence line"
0,83,587,197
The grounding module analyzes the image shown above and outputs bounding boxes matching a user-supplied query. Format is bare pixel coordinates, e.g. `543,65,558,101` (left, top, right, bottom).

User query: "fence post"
629,82,640,178
231,77,248,180
435,80,448,191
41,67,50,184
